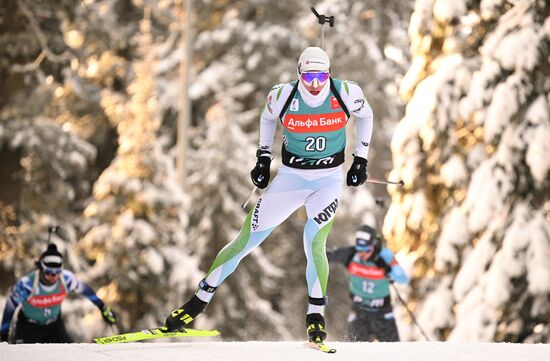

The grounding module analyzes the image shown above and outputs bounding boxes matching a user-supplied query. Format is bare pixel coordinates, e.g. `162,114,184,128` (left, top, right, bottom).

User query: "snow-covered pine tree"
0,0,100,289
385,0,550,342
79,8,200,337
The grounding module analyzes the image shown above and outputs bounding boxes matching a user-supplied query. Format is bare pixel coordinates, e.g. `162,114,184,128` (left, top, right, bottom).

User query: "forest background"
0,0,548,343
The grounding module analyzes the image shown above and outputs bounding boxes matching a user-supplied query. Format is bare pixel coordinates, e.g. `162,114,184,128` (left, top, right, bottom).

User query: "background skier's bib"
22,271,68,325
347,255,391,301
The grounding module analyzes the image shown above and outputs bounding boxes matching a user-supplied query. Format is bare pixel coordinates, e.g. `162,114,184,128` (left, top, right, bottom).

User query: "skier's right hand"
250,150,271,189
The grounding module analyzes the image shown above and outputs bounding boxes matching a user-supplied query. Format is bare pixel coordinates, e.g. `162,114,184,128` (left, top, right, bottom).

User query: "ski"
94,327,220,344
306,341,337,353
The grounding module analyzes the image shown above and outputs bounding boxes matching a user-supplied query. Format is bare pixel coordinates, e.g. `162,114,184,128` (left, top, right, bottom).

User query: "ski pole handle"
241,186,257,209
366,178,405,187
311,7,335,27
311,6,335,49
47,225,58,243
311,7,323,23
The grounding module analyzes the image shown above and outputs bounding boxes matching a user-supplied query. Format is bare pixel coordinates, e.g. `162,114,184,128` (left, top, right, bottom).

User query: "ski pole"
47,225,71,243
47,225,58,243
374,197,386,231
367,178,405,187
311,7,335,49
241,186,257,209
391,283,431,341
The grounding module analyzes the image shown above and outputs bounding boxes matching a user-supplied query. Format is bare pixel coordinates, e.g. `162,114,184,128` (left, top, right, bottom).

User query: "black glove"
346,155,368,186
250,150,272,189
100,305,118,325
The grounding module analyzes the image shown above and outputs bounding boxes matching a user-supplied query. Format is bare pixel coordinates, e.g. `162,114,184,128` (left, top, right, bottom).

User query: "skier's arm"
63,271,117,324
326,246,355,266
252,83,294,189
63,270,104,307
258,84,288,154
379,247,409,284
342,81,374,160
259,105,277,155
1,279,30,342
1,294,18,341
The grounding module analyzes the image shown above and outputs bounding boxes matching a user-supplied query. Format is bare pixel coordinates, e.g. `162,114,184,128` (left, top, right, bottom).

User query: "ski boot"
164,294,208,332
306,313,327,343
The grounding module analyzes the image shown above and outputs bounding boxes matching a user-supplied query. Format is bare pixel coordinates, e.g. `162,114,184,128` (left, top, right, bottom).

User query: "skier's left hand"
101,305,118,325
346,155,368,186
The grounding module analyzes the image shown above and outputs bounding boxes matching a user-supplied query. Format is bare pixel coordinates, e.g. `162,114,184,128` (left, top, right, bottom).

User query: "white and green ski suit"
198,78,373,316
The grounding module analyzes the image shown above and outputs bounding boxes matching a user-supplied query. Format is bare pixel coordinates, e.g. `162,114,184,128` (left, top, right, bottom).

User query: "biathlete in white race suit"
164,47,374,343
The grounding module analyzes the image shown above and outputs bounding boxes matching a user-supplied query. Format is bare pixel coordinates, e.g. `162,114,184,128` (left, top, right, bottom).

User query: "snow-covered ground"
2,341,549,361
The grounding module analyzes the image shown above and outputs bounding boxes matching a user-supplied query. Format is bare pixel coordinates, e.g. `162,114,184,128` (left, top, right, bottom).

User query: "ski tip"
93,327,220,344
306,341,337,353
204,329,220,337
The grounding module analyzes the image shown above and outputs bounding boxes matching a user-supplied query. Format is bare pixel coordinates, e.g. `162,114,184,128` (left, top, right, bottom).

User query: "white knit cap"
297,47,330,73
39,244,63,269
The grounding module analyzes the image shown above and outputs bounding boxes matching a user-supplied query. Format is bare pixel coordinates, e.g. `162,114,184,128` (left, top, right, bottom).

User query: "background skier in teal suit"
327,224,408,341
1,244,117,343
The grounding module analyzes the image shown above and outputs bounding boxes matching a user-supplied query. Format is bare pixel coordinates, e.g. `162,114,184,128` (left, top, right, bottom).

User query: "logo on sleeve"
352,99,365,112
266,95,273,114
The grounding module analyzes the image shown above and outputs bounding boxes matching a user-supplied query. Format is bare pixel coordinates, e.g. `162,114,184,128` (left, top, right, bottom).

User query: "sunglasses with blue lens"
43,267,62,276
300,72,330,83
355,245,374,252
